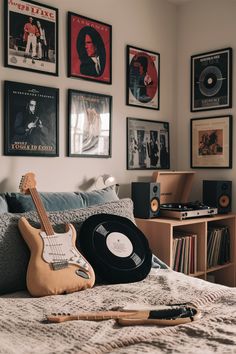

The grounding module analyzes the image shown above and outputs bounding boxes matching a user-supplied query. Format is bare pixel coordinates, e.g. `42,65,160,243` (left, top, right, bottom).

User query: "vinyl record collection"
172,231,197,275
207,225,230,268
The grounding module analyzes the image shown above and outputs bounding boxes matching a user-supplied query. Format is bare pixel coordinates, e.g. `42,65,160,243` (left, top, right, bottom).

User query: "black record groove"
198,65,223,97
78,214,152,284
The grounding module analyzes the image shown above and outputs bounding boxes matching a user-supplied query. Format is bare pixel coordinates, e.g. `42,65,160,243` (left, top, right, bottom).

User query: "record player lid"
152,171,196,205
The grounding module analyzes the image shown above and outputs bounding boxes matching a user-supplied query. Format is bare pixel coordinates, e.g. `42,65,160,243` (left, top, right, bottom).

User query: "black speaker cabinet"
203,180,232,214
131,182,160,218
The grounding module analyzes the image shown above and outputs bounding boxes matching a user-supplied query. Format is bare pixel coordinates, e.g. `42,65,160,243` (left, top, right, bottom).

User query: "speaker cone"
218,195,230,208
150,197,159,212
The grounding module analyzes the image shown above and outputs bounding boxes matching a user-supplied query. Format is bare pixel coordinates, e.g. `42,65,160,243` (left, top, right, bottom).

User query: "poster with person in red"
68,12,112,84
127,45,160,110
5,0,58,76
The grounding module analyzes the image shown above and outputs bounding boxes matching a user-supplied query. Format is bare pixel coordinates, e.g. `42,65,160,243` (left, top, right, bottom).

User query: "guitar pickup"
51,261,69,270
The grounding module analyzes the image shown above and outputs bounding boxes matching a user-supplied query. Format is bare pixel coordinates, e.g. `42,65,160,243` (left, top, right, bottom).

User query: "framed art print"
4,81,59,157
68,12,112,84
191,115,232,168
126,45,160,110
127,118,169,170
68,90,112,157
4,0,58,76
191,48,232,112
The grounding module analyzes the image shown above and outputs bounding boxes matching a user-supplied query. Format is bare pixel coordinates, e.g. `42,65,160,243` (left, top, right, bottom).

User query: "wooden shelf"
206,262,233,273
136,213,236,287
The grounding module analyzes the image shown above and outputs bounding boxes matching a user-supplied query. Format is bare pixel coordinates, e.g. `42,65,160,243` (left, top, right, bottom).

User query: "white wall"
176,0,236,209
0,0,177,196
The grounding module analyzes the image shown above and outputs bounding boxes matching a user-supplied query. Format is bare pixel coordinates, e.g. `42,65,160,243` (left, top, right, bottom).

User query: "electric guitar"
18,172,95,297
46,304,201,326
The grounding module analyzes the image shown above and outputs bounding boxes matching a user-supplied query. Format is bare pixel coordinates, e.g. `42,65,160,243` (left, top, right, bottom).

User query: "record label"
106,232,133,257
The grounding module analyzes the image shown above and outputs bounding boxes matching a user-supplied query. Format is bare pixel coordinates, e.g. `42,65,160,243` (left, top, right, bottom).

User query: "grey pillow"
0,198,135,294
5,186,119,213
0,195,8,214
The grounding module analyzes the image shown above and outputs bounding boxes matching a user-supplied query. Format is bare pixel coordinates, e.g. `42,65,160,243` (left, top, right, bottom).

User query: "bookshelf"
136,214,236,287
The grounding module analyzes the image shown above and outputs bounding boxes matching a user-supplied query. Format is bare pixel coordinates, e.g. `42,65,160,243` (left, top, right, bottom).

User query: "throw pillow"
5,186,119,213
78,213,153,284
0,195,8,214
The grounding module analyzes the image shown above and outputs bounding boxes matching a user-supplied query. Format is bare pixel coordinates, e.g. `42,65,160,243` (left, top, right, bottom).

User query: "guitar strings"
30,188,64,263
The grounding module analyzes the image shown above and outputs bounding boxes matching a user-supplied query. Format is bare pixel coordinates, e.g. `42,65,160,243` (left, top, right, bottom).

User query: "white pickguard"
40,225,88,270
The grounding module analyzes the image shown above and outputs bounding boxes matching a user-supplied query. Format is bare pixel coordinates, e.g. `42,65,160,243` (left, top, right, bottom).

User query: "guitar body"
19,217,95,297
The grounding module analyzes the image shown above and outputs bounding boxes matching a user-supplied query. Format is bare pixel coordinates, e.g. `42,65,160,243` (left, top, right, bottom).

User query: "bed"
0,197,235,353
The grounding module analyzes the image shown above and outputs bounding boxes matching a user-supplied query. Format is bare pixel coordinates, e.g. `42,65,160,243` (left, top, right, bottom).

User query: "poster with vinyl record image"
191,48,232,112
126,45,160,110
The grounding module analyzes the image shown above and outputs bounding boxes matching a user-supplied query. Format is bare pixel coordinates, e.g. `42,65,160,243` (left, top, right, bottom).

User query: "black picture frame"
4,0,59,76
126,45,160,110
190,115,232,169
127,118,170,170
191,48,232,112
68,12,112,84
4,81,59,157
68,90,112,157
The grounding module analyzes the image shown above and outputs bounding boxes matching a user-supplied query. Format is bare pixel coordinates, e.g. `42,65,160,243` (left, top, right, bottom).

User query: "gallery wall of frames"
3,0,233,172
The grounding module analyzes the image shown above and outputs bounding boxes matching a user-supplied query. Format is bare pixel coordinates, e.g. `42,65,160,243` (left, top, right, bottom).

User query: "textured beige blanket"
0,269,235,354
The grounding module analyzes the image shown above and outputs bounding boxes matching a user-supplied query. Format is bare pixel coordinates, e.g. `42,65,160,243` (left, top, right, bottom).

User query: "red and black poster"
126,45,160,110
68,12,112,84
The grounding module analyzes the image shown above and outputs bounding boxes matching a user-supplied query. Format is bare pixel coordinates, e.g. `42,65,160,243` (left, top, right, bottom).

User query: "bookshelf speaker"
131,182,160,218
202,180,232,214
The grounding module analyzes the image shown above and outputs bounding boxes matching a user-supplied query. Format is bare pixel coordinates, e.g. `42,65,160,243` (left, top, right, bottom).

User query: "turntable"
152,171,218,220
160,202,217,220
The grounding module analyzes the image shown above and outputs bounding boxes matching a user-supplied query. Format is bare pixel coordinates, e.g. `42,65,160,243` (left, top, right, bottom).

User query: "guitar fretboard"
29,188,54,236
47,310,145,323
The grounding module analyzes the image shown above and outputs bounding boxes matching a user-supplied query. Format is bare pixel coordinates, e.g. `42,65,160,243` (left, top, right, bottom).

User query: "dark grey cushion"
0,194,8,214
0,199,135,294
5,186,119,213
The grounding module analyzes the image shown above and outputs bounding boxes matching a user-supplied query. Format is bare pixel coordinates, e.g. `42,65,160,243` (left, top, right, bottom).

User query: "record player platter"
160,202,218,220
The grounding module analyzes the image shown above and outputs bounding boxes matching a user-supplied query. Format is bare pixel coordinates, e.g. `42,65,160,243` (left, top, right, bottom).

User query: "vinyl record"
198,65,223,97
78,214,152,284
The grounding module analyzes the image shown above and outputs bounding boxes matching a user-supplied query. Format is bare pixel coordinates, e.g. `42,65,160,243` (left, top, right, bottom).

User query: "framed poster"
4,0,58,76
190,115,232,168
68,12,112,84
68,90,112,157
126,45,160,110
4,81,59,157
127,118,169,170
191,48,232,112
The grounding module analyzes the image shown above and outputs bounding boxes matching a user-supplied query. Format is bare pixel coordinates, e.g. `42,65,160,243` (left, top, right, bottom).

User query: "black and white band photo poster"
5,0,58,75
191,48,232,112
127,118,170,170
4,81,59,157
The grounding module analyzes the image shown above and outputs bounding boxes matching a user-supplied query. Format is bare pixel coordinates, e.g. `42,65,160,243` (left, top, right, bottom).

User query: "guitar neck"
47,310,148,323
29,188,54,236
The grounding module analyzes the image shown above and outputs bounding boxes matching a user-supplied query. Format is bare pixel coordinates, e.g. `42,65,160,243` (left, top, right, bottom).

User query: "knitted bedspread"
0,269,235,354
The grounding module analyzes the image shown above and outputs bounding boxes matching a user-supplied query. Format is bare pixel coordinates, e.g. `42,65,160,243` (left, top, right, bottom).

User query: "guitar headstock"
46,313,77,323
19,172,36,194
